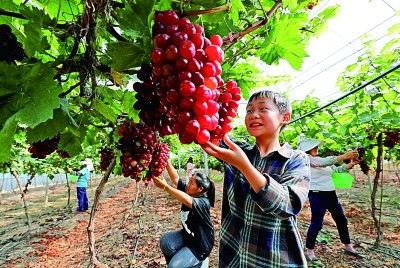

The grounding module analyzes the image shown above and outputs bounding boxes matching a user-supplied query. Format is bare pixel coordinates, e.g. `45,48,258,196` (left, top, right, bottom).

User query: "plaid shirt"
219,141,310,268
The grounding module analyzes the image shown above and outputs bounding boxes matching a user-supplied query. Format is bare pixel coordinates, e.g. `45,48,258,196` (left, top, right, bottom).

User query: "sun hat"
80,158,92,165
81,158,94,171
298,137,324,152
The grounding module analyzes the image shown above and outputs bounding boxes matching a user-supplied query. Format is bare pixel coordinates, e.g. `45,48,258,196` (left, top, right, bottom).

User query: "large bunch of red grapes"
29,137,60,159
356,147,370,175
99,148,115,171
0,24,24,63
383,129,400,148
133,10,241,145
117,121,158,180
144,142,170,184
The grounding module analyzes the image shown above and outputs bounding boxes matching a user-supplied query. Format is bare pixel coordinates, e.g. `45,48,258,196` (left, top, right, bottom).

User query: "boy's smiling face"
245,97,290,139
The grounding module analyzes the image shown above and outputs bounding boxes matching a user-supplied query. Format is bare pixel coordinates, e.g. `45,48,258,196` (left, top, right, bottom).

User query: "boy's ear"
282,111,291,124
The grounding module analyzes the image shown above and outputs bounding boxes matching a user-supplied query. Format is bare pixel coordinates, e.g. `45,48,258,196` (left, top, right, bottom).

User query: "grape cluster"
356,147,370,175
144,143,170,184
383,129,400,148
57,150,71,159
133,10,241,145
306,0,319,10
117,121,157,180
99,148,115,171
28,137,60,159
0,24,24,63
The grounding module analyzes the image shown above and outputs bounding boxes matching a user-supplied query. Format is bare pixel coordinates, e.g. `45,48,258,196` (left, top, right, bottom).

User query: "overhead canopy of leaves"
0,0,339,163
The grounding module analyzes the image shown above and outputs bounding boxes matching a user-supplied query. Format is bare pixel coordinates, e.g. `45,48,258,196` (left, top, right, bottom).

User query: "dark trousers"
306,190,350,249
160,230,208,268
77,187,89,211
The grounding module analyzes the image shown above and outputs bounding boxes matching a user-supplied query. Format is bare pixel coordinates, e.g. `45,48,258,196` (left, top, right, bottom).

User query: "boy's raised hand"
201,135,249,169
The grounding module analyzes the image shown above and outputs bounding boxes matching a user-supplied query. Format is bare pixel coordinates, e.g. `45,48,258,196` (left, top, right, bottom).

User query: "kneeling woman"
153,161,215,268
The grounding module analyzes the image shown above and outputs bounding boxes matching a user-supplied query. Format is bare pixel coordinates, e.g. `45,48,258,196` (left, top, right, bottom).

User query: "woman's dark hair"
194,172,215,207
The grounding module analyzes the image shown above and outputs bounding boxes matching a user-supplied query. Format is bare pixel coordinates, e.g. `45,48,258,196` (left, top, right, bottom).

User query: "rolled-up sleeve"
333,164,349,173
250,152,311,219
309,155,337,167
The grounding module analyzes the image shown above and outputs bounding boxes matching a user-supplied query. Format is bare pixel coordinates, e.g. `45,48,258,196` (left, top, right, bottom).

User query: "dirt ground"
1,169,399,268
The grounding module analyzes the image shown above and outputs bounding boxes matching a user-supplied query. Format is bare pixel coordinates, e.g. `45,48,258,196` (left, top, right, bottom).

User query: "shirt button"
256,166,262,171
246,221,251,225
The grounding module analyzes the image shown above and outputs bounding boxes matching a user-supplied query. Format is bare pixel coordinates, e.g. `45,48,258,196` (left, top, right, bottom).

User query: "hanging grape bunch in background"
356,147,370,175
133,10,242,145
117,121,158,180
144,142,170,185
28,137,60,159
0,24,24,64
99,148,115,171
383,129,400,148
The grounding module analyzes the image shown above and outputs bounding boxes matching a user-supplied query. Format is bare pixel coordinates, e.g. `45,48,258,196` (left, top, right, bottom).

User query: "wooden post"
0,173,5,202
44,176,49,206
65,173,72,211
371,133,383,248
12,171,32,228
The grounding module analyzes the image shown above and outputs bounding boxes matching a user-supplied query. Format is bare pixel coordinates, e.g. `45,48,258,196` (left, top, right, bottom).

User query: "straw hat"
298,137,323,152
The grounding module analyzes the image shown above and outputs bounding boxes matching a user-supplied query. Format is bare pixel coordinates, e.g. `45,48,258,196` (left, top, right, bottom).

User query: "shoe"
75,211,83,214
343,248,364,258
305,255,323,266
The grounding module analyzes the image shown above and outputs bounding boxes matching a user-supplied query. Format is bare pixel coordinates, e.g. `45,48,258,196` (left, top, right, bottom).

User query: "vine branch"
222,1,282,46
180,3,231,16
87,157,116,268
107,25,127,41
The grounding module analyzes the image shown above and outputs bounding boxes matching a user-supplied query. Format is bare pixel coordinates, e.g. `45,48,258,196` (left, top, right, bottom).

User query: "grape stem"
180,3,231,16
222,1,282,45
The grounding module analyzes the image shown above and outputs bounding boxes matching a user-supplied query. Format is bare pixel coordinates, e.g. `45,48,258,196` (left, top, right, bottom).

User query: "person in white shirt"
298,138,361,261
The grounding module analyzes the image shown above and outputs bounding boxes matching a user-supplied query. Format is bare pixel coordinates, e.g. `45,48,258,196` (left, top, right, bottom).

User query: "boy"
201,90,310,267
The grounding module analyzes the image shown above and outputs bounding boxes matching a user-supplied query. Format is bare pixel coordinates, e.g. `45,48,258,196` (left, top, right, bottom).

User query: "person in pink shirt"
186,157,196,180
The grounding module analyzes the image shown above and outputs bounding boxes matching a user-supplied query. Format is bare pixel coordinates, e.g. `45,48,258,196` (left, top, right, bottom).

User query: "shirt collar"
252,142,293,159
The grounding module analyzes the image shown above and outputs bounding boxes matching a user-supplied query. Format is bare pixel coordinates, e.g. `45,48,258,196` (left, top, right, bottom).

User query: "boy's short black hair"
247,90,292,131
248,90,292,114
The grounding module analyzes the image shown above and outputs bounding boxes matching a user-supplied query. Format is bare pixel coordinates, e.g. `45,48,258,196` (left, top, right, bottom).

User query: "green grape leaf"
26,109,69,142
317,5,340,20
93,99,117,123
154,0,172,10
230,0,246,23
23,21,50,57
118,0,155,40
282,0,297,11
0,0,19,11
260,14,308,70
60,98,78,127
0,115,18,162
388,23,400,35
58,131,82,156
20,6,54,26
44,0,81,21
0,63,61,128
107,41,149,71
